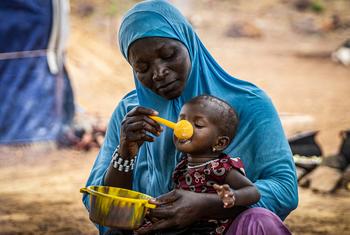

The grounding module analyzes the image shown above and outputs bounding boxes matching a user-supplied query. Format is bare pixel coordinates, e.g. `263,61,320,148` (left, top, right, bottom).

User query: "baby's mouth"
178,138,191,145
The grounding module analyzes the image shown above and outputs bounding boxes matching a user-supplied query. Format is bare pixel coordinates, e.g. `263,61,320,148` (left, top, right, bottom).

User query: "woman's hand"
136,190,202,234
119,106,162,158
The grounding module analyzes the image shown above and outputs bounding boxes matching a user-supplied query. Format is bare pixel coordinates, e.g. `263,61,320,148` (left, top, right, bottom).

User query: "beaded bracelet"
111,146,136,173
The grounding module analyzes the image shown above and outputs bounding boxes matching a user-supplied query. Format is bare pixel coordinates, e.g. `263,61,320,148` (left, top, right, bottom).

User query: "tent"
0,0,75,144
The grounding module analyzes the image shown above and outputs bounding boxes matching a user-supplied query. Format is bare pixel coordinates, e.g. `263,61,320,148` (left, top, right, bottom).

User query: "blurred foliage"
106,0,141,16
310,0,325,13
70,0,142,18
107,0,118,16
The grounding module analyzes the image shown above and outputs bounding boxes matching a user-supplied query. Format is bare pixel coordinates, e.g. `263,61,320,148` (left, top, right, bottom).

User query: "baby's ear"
215,136,230,151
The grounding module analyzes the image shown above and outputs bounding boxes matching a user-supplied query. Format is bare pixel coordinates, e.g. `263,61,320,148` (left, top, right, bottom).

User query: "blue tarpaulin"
0,0,75,144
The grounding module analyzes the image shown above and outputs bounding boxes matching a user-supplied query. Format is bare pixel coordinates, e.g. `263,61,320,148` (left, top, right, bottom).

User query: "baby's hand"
213,184,235,208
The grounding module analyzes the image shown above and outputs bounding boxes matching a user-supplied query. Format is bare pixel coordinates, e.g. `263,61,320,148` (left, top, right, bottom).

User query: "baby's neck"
186,153,222,166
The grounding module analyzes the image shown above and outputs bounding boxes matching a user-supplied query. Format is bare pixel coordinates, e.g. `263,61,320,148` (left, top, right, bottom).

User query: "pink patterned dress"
172,153,245,235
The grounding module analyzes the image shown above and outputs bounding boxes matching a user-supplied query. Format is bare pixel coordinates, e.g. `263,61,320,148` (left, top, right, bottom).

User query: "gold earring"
212,146,217,152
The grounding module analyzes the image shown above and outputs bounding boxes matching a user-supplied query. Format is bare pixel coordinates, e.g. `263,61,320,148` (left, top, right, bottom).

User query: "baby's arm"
214,169,260,208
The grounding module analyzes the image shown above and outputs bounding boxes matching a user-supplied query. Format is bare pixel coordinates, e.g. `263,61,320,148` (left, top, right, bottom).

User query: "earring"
212,146,217,152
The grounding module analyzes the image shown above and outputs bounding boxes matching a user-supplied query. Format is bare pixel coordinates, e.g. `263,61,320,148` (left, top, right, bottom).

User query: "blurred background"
0,0,350,234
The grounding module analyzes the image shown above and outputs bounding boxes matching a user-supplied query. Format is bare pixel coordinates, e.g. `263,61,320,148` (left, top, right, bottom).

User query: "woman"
83,1,298,234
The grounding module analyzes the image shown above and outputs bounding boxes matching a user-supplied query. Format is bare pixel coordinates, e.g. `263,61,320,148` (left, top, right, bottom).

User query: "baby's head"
174,95,238,156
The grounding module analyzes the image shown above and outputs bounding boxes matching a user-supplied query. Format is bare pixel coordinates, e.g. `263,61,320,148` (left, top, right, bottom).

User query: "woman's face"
128,37,191,100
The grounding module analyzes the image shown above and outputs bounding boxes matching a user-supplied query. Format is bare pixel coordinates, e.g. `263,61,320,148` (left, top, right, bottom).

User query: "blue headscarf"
84,1,298,232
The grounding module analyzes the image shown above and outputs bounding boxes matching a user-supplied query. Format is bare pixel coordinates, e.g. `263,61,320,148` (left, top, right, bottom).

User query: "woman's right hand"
118,106,162,158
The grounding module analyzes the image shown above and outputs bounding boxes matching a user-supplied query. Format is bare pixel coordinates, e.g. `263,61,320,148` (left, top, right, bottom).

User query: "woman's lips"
156,80,177,93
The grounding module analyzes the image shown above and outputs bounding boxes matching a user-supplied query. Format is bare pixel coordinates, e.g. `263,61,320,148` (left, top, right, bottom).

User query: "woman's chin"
156,86,184,99
159,90,181,100
165,94,180,100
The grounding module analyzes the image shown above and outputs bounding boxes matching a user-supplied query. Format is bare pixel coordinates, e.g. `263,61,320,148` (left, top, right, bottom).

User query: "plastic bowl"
80,186,156,230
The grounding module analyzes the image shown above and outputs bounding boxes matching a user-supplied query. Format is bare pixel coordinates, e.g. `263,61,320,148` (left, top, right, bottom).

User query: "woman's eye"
134,63,148,73
163,53,174,59
161,49,175,60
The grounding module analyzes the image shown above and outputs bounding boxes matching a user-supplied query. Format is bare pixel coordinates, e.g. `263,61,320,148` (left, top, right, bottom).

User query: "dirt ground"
1,0,350,234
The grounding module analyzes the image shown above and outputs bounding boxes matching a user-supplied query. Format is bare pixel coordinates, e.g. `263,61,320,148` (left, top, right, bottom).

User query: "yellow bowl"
80,186,156,230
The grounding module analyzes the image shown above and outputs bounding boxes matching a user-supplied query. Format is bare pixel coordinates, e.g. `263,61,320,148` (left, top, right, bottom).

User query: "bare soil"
1,1,350,234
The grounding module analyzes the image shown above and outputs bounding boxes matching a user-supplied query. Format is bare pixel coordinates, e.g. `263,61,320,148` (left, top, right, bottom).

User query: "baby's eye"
194,123,204,128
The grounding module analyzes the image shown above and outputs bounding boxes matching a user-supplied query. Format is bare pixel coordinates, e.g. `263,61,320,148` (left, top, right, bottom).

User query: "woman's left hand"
136,189,202,234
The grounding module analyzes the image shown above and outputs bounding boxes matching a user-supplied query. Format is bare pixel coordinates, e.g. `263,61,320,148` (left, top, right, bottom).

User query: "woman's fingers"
125,131,155,143
118,106,164,157
121,107,163,142
149,205,174,219
150,189,180,205
144,190,201,232
136,219,173,234
125,106,160,129
119,106,165,152
125,113,162,129
124,118,162,136
127,106,159,117
148,190,180,218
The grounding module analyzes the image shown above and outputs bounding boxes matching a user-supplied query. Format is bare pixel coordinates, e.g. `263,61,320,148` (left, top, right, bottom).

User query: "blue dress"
83,1,298,233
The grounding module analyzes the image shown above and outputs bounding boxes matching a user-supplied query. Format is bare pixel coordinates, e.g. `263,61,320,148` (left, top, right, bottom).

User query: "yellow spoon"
149,116,193,140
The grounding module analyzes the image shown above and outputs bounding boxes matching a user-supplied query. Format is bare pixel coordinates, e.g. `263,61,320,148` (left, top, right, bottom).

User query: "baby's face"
173,101,220,155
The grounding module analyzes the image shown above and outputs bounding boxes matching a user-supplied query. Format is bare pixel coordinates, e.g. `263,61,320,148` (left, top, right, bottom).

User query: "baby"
171,95,260,235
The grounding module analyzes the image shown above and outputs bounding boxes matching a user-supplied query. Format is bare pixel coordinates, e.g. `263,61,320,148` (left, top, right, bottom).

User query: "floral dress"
172,153,245,235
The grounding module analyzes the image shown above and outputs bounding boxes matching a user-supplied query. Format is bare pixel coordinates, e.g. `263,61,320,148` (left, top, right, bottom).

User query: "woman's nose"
152,64,169,81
